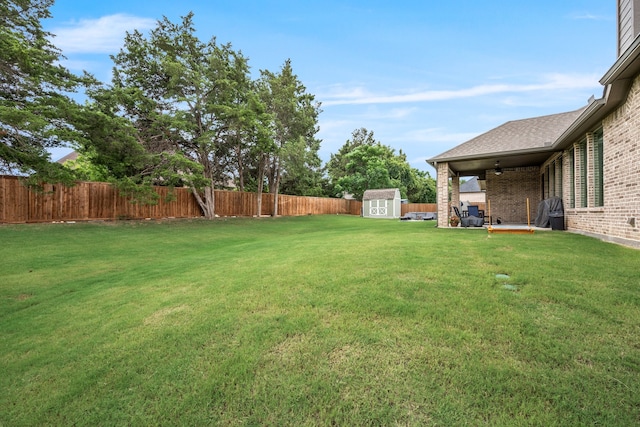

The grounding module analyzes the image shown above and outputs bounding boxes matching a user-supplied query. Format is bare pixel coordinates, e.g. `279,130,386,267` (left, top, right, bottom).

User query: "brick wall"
600,74,640,243
451,174,460,221
486,167,540,224
436,162,451,227
559,73,640,247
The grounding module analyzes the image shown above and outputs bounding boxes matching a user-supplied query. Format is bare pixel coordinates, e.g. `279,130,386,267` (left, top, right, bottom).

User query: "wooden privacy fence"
0,176,362,223
400,203,437,215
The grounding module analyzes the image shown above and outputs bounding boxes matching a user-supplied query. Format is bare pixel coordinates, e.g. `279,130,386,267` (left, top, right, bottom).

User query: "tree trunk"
256,185,263,217
256,154,266,217
235,145,245,192
272,160,281,217
272,186,279,217
202,186,215,219
268,155,279,194
191,185,215,219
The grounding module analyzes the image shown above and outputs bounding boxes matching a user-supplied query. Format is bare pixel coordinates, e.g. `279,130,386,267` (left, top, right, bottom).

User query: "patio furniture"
455,206,484,227
467,205,484,219
400,212,437,221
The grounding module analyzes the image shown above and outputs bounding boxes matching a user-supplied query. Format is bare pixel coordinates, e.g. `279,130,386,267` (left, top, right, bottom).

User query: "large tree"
84,13,262,217
335,143,395,201
259,60,322,215
0,0,89,184
326,127,378,187
330,128,436,202
277,134,325,197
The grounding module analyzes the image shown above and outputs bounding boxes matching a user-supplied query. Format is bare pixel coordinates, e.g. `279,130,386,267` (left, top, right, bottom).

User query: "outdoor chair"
456,205,484,227
467,205,484,219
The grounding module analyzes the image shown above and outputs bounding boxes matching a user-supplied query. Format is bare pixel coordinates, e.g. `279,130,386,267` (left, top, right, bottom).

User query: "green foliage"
61,152,111,182
278,135,326,196
1,217,640,425
408,168,437,203
83,13,262,216
0,0,92,184
332,129,436,202
1,3,324,205
326,127,378,185
336,143,394,200
258,60,323,204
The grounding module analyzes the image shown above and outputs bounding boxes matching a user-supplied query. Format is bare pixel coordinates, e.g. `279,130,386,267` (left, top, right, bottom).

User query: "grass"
1,215,640,426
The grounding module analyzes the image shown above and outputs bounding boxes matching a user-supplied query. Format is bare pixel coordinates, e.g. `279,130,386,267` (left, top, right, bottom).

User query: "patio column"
436,162,451,227
451,174,460,224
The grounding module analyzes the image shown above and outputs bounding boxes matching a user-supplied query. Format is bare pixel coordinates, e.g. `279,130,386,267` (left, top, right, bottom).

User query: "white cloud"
399,128,480,144
317,118,353,133
317,84,374,101
569,12,611,21
50,14,156,54
322,73,602,107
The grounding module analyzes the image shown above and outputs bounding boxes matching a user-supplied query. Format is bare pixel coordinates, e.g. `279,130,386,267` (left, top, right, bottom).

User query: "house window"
543,165,550,198
569,128,604,209
555,157,563,198
568,148,575,208
593,128,604,207
579,138,588,208
543,156,562,199
548,163,555,197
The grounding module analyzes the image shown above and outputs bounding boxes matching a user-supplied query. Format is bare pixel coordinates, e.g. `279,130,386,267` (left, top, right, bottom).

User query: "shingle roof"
460,176,481,192
430,108,586,161
56,151,79,164
362,188,399,200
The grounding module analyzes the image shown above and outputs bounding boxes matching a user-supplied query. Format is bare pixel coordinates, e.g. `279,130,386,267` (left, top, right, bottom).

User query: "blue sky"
45,1,617,172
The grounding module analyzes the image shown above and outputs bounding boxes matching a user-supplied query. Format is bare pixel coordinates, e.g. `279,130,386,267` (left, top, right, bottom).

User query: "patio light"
494,161,502,176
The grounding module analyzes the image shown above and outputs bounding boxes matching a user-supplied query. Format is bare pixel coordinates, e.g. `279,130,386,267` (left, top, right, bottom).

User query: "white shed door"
370,200,387,216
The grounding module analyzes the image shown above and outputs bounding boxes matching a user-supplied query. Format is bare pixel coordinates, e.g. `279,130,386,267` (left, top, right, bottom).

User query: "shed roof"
362,188,399,200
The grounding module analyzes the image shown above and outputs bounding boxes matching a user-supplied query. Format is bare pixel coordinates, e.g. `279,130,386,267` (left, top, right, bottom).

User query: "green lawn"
2,216,640,426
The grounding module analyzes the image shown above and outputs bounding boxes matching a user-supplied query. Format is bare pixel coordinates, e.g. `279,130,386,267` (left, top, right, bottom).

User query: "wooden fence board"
0,176,364,223
401,203,437,215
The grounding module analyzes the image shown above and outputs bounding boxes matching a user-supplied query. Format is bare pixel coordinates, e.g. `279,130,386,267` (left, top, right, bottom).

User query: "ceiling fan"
494,160,503,176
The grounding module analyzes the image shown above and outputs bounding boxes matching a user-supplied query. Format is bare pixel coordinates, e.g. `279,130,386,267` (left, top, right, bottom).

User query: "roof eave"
600,34,640,85
553,72,636,150
551,97,607,150
428,146,552,166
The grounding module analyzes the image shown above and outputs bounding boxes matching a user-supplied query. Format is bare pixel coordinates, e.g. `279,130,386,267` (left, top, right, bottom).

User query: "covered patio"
427,109,585,229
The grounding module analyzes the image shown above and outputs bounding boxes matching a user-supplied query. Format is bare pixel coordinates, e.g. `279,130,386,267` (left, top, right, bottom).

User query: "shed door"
370,200,387,216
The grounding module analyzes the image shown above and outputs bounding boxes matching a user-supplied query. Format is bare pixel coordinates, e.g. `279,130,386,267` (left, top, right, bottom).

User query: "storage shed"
362,188,401,219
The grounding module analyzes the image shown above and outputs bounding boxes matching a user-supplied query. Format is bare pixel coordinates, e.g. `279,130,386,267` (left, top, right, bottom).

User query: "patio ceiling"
436,149,553,177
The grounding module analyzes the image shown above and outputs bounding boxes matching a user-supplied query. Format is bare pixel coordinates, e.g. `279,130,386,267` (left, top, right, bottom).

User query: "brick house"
428,0,640,248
